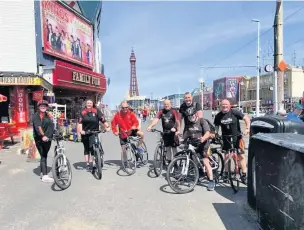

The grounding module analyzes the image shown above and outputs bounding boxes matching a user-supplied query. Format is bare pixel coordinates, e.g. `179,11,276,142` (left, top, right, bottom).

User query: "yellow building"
240,66,304,112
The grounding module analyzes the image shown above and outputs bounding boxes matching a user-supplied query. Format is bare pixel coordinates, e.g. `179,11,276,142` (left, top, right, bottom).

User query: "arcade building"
0,1,106,128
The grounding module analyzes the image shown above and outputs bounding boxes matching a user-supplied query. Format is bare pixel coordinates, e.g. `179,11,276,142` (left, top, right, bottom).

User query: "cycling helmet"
37,100,49,107
184,107,198,123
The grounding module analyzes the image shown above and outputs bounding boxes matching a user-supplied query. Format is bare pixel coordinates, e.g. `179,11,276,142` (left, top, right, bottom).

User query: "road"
0,112,258,230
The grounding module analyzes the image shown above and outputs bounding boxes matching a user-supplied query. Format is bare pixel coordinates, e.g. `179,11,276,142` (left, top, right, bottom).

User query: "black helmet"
37,100,49,107
184,107,198,123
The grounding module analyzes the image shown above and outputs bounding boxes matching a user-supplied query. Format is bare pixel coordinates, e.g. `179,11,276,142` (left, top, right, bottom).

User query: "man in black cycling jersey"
214,99,250,184
147,99,180,165
183,112,215,191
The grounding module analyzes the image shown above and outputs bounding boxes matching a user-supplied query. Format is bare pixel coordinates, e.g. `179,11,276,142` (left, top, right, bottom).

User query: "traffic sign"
278,60,288,72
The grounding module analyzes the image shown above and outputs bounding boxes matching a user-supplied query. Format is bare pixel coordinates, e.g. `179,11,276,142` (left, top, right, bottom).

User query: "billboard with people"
41,0,94,69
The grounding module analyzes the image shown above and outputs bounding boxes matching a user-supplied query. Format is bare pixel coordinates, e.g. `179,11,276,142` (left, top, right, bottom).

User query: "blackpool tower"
129,48,139,97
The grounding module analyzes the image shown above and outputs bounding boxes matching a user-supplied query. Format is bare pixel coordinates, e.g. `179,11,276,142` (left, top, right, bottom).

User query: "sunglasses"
122,107,129,109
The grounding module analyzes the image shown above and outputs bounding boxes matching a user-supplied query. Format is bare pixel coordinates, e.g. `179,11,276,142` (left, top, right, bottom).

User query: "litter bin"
250,133,304,230
248,115,304,210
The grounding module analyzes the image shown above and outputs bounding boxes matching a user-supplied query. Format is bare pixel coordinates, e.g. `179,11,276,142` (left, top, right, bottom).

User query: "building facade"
0,1,106,126
241,67,304,111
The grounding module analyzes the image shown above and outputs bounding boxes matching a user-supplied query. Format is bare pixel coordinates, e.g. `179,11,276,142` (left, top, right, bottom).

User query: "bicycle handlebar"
151,129,175,135
85,130,107,135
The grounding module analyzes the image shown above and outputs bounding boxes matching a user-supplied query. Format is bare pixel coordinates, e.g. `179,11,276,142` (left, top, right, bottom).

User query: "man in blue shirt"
286,103,303,123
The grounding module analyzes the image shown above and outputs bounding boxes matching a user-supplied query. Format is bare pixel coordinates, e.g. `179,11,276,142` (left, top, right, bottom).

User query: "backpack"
200,118,216,134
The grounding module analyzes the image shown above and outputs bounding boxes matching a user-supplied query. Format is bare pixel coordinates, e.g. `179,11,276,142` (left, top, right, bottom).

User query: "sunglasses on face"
122,107,129,109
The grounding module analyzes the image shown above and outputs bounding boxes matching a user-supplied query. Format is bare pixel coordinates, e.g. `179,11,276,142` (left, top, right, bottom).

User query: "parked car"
248,111,265,119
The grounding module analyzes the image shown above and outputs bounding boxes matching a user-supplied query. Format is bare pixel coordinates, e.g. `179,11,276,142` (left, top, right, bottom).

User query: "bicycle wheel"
93,146,102,180
52,153,72,190
210,150,224,182
166,156,199,194
228,157,240,193
121,145,137,175
153,144,163,177
138,141,148,165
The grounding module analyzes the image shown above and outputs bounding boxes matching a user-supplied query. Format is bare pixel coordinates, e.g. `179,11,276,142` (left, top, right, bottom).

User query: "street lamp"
252,18,260,117
199,78,205,109
238,80,244,109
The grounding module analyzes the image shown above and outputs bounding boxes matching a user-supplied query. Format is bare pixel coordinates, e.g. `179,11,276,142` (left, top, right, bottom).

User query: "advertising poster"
10,87,29,126
41,0,94,69
225,77,239,104
213,78,226,101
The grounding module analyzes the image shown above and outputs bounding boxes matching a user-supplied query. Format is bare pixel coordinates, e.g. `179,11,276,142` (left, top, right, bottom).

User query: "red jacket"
111,110,139,135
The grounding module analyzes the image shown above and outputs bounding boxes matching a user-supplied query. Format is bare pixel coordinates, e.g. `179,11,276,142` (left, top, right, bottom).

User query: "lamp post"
252,19,260,117
199,78,205,109
238,80,244,110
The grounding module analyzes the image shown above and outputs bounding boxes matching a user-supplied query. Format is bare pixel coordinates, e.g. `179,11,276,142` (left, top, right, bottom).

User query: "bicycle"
151,129,176,177
221,134,244,193
120,129,148,175
166,138,224,194
84,130,106,180
52,131,72,190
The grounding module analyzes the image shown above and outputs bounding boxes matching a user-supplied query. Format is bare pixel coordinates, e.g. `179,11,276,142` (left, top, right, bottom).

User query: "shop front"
52,60,106,120
0,75,53,128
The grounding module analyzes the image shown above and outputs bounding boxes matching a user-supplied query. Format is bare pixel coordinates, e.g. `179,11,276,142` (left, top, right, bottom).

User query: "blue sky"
100,1,304,109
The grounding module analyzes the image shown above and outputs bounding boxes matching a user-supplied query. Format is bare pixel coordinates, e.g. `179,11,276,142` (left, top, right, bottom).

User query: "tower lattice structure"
129,48,139,97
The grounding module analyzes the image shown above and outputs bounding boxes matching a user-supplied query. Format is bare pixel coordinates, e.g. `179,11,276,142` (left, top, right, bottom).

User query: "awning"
0,76,53,92
0,94,7,102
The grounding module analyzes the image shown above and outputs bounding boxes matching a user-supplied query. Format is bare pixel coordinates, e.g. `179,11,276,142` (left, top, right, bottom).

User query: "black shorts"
81,134,94,155
222,136,245,154
163,132,175,147
196,141,211,159
119,129,138,145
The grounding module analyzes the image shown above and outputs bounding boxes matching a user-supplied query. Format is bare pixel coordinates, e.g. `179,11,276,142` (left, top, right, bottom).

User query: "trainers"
241,173,247,185
207,180,215,191
222,172,229,183
137,148,143,154
41,175,54,183
86,165,91,172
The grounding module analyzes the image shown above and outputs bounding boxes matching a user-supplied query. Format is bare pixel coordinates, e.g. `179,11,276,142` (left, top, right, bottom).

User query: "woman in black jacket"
32,100,54,183
77,99,110,171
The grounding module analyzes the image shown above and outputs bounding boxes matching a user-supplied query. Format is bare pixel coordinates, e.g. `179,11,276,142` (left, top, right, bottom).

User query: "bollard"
251,133,304,230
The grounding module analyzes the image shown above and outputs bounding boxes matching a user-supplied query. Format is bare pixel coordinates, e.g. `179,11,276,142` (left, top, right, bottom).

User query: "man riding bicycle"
111,101,145,163
183,112,215,191
147,99,180,165
214,99,250,184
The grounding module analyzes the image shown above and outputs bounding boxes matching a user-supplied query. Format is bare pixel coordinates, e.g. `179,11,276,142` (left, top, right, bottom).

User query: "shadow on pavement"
33,166,52,176
212,184,259,230
159,184,181,195
212,203,258,230
116,168,131,177
73,162,87,170
104,160,121,167
51,183,64,192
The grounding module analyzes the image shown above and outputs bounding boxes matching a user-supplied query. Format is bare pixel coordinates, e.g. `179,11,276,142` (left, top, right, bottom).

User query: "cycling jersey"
78,108,106,132
111,110,139,136
156,108,179,131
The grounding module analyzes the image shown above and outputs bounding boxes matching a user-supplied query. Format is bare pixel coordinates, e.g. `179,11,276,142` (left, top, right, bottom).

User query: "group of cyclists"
32,92,251,192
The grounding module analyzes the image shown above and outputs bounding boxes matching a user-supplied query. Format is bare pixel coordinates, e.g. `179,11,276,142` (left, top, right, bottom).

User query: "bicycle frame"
222,136,241,174
179,143,219,176
54,136,67,166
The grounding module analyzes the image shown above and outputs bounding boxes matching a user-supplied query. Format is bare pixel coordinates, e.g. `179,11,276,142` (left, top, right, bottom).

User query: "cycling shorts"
222,135,245,154
196,141,211,159
119,129,138,146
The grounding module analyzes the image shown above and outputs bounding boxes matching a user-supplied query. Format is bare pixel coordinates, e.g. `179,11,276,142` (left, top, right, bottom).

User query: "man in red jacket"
111,101,144,154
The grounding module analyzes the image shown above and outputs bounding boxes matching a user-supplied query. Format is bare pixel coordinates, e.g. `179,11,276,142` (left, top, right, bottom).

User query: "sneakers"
207,180,215,191
241,173,247,185
41,175,54,183
86,164,91,172
137,148,144,154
